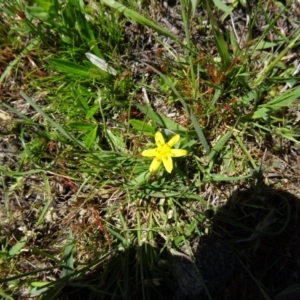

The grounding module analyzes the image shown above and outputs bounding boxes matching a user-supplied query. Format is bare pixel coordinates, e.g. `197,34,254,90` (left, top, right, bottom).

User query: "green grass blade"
204,0,231,69
213,0,232,14
233,133,257,169
100,0,182,46
20,91,85,148
48,59,91,77
0,37,39,84
135,103,187,133
206,174,253,182
207,131,232,163
144,63,210,153
0,291,14,300
8,236,27,258
62,230,74,277
252,85,300,119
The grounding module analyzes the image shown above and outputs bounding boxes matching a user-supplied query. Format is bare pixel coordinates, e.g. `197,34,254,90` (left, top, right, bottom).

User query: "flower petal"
171,148,187,157
155,131,165,147
142,148,157,157
162,155,173,173
149,158,162,173
167,134,180,147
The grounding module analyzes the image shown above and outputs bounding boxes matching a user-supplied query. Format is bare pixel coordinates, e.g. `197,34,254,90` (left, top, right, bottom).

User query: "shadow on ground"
210,183,300,300
55,182,300,300
170,182,300,300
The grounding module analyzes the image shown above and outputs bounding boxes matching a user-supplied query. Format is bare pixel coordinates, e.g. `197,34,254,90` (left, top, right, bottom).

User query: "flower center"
156,144,171,160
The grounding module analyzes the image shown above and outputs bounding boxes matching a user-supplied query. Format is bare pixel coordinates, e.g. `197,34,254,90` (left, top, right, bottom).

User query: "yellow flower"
142,131,187,173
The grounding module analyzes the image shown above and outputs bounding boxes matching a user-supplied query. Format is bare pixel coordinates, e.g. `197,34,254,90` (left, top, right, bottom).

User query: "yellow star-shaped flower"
142,131,187,173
